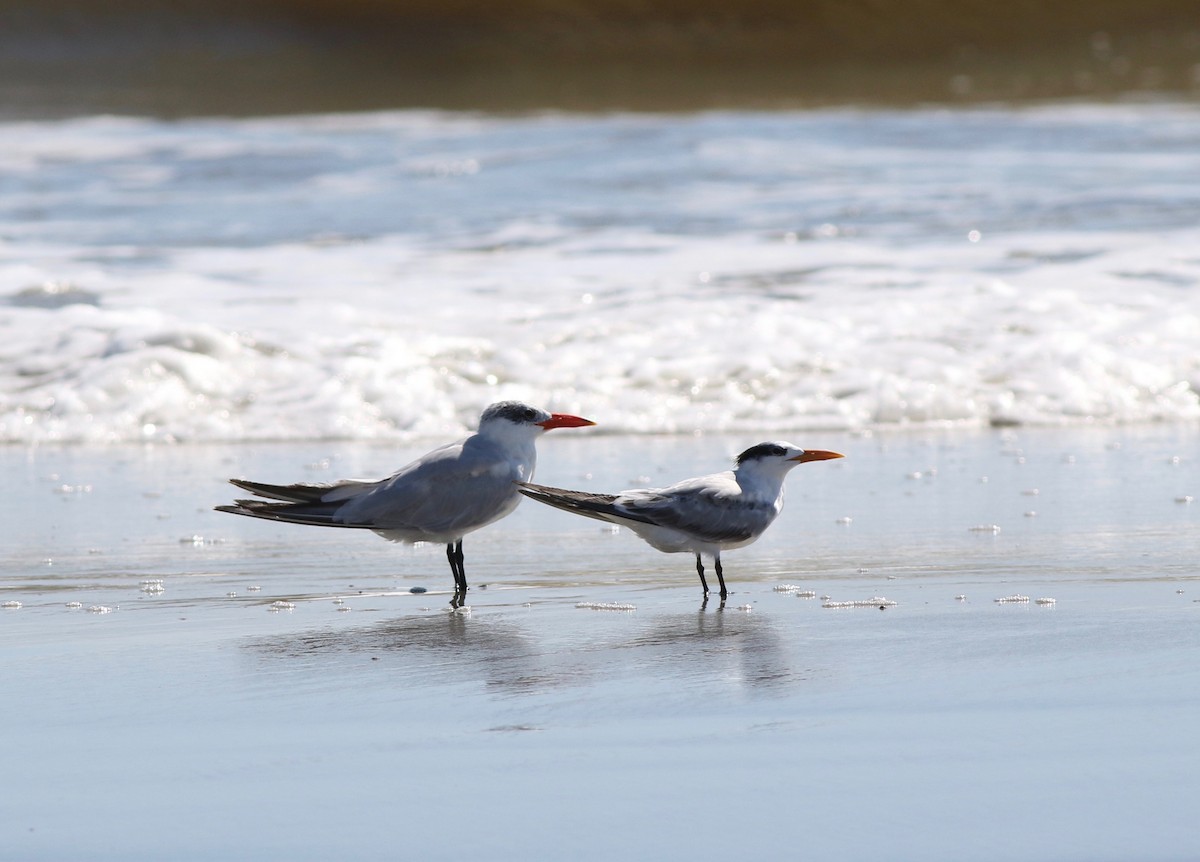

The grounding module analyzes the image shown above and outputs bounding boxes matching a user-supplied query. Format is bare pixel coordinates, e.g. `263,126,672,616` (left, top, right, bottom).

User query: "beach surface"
2,425,1197,860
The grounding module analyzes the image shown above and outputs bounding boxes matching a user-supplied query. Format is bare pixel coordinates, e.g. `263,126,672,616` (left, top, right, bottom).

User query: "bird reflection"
246,610,555,693
245,593,803,698
606,599,800,692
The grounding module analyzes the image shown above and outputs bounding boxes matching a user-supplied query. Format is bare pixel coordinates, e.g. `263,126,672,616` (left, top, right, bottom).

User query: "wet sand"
2,0,1199,115
2,426,1198,860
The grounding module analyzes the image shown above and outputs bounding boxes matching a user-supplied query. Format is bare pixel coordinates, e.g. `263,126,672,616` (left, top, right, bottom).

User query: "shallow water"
2,427,1197,860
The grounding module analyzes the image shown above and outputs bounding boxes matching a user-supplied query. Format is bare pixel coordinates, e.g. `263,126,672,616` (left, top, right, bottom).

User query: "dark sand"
2,0,1199,116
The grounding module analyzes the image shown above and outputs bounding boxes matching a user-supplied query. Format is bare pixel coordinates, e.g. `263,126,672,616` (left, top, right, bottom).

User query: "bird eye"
523,408,537,420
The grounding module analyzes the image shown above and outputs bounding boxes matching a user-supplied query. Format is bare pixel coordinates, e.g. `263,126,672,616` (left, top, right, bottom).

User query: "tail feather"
217,480,375,529
517,482,655,526
215,499,375,529
227,478,335,504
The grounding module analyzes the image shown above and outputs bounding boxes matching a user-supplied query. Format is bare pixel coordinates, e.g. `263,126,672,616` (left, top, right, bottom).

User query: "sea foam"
2,107,1198,444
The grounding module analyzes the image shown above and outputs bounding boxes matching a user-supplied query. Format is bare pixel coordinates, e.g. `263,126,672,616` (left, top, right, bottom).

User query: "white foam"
823,597,897,608
3,107,1199,443
575,602,637,611
773,584,816,595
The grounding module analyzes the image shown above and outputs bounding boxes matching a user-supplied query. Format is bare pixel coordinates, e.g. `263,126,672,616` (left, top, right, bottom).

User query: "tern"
518,442,843,598
216,401,594,596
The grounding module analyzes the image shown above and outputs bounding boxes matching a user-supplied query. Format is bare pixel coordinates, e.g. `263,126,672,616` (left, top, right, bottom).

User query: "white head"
477,401,595,439
734,441,844,477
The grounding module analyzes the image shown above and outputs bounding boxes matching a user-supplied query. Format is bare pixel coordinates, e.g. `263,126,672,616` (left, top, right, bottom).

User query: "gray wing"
334,436,523,534
617,476,776,543
522,474,777,544
517,482,658,526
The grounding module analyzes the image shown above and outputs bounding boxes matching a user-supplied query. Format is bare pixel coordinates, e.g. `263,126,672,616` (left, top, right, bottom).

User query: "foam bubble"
823,597,897,608
773,584,816,596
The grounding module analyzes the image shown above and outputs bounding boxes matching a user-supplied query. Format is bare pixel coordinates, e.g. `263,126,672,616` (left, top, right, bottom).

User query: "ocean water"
2,103,1199,444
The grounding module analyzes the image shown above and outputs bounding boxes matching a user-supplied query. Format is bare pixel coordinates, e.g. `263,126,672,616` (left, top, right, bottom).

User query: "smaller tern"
216,401,594,596
518,442,843,598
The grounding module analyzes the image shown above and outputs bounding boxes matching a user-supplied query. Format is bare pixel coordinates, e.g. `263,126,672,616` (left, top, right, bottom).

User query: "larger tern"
518,442,843,598
216,401,594,595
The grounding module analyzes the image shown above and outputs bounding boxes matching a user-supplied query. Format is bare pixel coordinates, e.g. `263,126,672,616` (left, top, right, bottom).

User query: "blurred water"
1,105,1199,444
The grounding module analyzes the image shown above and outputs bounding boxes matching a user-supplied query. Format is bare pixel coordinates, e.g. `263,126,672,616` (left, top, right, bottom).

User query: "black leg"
454,539,467,590
445,542,458,588
694,554,710,594
715,555,728,599
446,540,467,591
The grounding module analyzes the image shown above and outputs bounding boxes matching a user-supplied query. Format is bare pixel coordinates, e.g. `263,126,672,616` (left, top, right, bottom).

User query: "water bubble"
822,597,897,609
